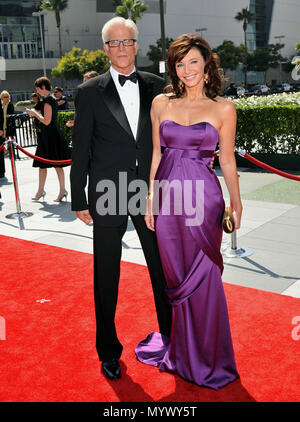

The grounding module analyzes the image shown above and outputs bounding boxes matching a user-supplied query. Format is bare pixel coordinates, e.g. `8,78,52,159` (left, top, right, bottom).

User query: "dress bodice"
160,120,219,152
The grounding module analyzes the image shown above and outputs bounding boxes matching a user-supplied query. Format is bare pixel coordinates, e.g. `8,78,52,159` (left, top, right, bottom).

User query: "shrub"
57,111,74,143
235,105,300,154
15,100,34,107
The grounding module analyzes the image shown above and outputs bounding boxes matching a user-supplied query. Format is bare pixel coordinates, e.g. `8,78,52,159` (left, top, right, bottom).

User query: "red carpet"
0,234,299,402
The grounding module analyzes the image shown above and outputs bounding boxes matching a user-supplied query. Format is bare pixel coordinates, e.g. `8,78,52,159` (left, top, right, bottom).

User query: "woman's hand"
26,108,36,117
144,199,155,231
233,206,242,231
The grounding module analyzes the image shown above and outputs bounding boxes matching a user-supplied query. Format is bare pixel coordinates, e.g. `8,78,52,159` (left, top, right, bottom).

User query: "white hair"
0,90,10,102
101,17,139,44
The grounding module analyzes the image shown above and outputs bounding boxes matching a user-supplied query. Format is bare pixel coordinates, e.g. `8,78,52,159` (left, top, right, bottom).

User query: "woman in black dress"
26,77,71,202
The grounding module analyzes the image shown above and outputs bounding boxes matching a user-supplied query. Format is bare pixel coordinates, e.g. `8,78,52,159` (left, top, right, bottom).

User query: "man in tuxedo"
70,17,172,380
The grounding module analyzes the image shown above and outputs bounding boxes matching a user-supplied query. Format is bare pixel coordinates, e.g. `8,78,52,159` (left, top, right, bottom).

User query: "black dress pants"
93,213,172,362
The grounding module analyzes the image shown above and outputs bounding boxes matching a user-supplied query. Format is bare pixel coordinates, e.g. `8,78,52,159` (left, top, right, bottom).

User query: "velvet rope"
0,144,4,152
238,151,300,182
15,144,72,166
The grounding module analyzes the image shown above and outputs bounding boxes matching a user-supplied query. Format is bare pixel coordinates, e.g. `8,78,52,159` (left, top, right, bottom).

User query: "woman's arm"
218,100,242,230
26,102,52,126
144,95,165,231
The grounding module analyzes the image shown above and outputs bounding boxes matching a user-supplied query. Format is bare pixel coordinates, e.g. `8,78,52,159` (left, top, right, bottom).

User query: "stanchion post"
9,139,21,214
5,138,33,229
230,199,237,250
222,199,253,258
230,230,237,250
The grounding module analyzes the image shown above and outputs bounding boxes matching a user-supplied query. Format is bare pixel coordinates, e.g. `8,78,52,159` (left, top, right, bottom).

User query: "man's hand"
0,130,3,137
66,120,74,128
76,209,93,225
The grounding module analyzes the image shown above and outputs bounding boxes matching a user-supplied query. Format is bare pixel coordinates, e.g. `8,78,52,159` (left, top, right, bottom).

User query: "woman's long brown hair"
165,33,224,100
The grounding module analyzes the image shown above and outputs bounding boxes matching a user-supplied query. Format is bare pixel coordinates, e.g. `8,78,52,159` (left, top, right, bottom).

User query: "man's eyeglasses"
105,39,136,48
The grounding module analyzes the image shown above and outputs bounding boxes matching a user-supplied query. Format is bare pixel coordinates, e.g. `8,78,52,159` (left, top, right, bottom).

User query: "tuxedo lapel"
97,70,133,139
136,71,153,142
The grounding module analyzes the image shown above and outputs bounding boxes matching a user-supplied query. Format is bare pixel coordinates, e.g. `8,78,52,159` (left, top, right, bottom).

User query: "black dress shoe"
102,358,121,380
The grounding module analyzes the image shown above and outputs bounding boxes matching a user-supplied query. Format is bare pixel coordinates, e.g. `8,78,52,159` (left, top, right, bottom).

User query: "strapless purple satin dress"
135,120,239,390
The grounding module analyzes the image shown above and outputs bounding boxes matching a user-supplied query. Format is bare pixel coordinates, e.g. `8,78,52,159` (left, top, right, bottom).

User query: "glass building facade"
249,0,274,50
0,0,42,59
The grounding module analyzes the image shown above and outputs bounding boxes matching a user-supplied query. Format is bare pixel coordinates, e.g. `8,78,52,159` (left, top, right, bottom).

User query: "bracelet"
146,191,153,200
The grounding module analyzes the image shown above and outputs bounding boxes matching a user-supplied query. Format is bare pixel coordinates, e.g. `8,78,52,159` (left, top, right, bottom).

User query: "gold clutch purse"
222,206,235,233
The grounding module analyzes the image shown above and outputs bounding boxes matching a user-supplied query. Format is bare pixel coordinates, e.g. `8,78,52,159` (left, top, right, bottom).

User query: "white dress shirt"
110,66,140,140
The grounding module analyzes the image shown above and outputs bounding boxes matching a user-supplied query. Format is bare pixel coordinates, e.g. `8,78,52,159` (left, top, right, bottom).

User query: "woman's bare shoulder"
215,96,236,116
152,93,171,105
151,93,171,114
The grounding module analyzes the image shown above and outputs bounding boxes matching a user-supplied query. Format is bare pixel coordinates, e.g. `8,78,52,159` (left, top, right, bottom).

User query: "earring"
204,73,209,84
178,79,185,90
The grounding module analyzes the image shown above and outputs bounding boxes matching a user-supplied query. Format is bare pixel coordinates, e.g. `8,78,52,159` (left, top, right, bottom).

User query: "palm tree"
235,7,255,48
235,7,255,86
115,0,148,23
40,0,68,58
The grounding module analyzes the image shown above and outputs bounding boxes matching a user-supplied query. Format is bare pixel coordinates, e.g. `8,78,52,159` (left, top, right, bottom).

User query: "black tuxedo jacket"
70,69,165,226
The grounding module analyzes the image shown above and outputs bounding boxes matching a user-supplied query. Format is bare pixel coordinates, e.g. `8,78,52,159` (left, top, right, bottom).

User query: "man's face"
103,23,138,74
54,90,62,99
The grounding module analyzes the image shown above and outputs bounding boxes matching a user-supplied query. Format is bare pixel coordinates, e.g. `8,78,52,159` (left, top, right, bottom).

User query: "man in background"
53,86,69,111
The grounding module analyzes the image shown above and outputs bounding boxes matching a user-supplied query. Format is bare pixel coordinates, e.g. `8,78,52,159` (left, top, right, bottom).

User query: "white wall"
43,0,299,62
269,0,300,57
43,0,252,58
3,0,299,90
44,0,104,55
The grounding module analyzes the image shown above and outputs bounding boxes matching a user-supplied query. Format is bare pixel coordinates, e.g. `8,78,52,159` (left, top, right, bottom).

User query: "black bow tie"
118,72,137,86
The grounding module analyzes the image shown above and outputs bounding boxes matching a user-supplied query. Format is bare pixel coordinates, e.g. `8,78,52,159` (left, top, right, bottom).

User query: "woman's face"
175,47,206,88
36,85,48,97
1,94,9,104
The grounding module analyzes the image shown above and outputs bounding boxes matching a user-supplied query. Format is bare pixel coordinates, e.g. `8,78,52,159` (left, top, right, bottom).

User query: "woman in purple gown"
135,34,243,390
